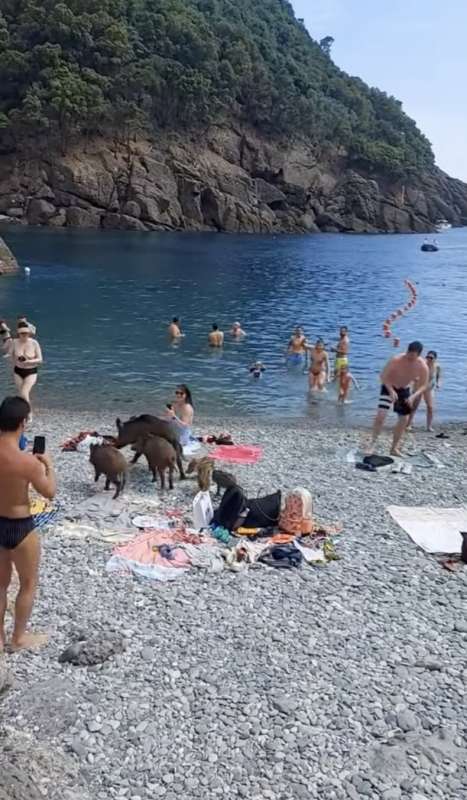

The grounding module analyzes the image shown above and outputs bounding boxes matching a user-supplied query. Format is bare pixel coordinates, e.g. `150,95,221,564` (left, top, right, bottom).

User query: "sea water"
0,225,466,421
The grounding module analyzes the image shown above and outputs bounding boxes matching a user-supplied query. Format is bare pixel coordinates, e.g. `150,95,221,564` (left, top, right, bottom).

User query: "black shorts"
0,516,35,549
378,385,411,417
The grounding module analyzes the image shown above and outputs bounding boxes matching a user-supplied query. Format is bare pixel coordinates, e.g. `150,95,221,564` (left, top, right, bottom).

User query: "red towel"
210,445,262,464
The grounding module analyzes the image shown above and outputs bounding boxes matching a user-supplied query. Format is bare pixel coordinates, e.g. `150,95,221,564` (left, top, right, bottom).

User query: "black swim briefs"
14,366,38,380
0,516,35,550
378,385,411,417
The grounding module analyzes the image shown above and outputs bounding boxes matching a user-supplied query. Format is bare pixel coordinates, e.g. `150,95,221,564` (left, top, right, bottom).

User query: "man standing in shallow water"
208,323,224,347
0,396,56,652
368,341,429,456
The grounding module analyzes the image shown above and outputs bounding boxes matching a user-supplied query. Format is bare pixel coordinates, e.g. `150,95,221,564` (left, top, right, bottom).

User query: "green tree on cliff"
0,0,434,175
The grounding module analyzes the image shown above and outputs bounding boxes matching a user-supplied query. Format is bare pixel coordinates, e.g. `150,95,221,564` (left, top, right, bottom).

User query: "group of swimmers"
168,317,246,347
286,325,358,404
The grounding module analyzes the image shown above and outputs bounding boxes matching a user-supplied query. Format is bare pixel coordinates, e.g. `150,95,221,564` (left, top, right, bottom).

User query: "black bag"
244,491,282,528
363,455,394,469
213,486,247,531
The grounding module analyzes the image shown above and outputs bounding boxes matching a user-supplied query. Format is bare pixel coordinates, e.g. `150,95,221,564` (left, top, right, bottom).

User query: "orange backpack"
279,488,313,535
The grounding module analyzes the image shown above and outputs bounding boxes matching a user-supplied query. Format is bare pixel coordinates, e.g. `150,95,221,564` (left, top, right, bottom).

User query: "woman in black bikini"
3,322,43,408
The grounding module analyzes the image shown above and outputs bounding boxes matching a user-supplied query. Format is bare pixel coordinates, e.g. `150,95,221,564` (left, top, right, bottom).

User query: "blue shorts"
287,353,305,367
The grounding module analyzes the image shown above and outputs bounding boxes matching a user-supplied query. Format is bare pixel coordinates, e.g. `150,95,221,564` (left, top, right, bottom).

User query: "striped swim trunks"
378,385,411,417
0,516,35,550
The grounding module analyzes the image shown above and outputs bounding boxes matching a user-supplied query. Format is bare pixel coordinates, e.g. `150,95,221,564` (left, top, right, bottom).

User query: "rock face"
0,127,466,234
0,235,20,274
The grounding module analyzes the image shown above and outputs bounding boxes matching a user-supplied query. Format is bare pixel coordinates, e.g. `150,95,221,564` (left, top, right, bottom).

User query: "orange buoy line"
381,279,418,348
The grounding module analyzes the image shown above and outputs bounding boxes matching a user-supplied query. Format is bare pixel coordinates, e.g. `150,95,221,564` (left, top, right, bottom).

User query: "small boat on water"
421,242,439,252
435,219,452,232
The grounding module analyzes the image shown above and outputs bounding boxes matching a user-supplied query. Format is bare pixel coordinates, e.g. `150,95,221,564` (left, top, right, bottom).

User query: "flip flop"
436,432,450,439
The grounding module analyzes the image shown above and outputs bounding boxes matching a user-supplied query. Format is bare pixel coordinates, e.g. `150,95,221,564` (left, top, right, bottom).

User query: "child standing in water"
337,365,359,404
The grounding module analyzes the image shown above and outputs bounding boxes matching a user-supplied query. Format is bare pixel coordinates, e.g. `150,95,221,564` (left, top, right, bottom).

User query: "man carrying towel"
368,341,429,456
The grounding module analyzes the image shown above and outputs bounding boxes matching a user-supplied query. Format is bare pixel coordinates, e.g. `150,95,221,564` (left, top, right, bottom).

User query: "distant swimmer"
368,341,429,456
231,321,246,338
307,339,329,391
287,326,307,368
168,317,183,338
337,365,359,404
249,361,265,378
333,325,350,376
208,323,224,348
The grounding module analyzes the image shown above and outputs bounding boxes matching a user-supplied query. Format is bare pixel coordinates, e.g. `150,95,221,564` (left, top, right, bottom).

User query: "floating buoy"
380,278,418,348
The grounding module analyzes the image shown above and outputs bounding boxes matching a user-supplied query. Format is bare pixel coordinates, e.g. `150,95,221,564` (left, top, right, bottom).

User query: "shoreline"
2,409,467,799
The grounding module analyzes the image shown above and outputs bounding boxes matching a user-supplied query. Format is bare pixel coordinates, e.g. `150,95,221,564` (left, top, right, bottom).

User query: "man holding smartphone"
0,396,56,652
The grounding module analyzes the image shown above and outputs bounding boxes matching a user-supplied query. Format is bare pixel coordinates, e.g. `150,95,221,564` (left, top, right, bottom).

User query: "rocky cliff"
0,235,19,273
1,127,466,235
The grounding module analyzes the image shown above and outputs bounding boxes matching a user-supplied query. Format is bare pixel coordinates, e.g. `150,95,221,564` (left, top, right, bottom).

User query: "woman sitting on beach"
165,384,194,446
3,322,43,408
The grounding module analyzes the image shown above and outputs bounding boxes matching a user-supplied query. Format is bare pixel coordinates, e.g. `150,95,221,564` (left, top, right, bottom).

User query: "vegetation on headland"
0,0,434,175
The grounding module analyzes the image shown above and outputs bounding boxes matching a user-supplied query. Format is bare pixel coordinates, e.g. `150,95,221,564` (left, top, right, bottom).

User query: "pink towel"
112,530,192,569
210,445,262,464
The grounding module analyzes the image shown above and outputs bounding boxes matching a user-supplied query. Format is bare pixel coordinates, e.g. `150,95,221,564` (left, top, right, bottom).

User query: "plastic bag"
193,491,213,530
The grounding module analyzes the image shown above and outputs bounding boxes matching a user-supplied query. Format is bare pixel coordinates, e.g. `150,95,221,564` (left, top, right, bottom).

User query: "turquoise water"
0,225,466,421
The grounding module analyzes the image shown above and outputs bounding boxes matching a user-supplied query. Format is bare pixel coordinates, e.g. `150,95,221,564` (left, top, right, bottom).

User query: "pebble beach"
1,409,467,800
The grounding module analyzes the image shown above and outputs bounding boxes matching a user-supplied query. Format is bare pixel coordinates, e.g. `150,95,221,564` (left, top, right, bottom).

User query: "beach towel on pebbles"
106,529,224,581
210,445,262,464
387,505,465,554
67,493,160,531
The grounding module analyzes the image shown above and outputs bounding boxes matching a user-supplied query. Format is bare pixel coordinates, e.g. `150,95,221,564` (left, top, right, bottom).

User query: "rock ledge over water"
0,128,466,235
0,236,19,274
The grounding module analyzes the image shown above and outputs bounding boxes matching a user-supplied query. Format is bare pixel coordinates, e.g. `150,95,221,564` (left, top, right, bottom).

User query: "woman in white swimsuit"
4,322,43,406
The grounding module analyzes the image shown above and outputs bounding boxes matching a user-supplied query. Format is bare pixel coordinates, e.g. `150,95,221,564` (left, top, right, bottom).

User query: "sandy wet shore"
1,409,467,800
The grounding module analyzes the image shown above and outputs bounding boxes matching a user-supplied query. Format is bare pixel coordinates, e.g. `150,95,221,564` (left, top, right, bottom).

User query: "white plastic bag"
193,491,213,530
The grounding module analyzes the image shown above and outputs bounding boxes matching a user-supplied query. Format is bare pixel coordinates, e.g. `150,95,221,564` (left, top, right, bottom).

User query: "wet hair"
316,338,324,346
177,384,193,407
427,350,437,359
407,341,423,355
0,396,31,431
212,323,218,331
340,326,348,333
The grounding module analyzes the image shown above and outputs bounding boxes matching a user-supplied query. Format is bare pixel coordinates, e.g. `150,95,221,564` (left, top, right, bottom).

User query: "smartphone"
32,436,46,455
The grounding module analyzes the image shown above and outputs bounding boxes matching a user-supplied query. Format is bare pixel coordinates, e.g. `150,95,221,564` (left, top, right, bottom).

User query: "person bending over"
368,341,429,456
0,396,56,652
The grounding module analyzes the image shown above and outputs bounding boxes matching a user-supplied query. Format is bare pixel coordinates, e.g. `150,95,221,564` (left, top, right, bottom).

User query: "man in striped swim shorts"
368,342,429,456
0,396,56,652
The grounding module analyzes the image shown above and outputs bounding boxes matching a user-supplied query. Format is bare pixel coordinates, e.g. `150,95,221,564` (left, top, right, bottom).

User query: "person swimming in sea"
249,361,265,379
307,339,329,391
231,322,246,338
168,317,183,339
208,323,224,347
337,364,359,404
286,326,307,368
